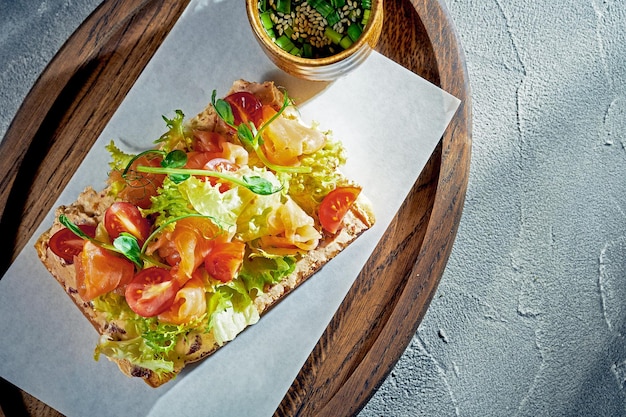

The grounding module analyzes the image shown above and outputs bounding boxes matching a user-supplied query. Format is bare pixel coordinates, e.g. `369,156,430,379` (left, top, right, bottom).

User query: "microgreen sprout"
112,232,143,268
160,149,189,183
121,148,189,182
211,90,312,174
136,165,282,195
121,149,165,178
155,109,192,152
59,215,145,269
122,147,280,194
59,213,224,270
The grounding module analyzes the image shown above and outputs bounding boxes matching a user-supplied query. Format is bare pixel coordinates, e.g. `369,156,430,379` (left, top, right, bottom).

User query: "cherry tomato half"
125,267,180,317
49,224,97,263
204,158,239,192
318,186,362,234
224,92,263,127
104,202,151,246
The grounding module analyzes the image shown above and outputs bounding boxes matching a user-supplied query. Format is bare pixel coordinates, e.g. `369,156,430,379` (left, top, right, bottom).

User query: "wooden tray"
0,0,471,415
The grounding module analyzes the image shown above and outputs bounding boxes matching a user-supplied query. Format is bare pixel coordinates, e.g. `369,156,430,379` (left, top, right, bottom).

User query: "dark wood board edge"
275,0,472,414
0,0,471,415
0,1,190,416
0,0,190,276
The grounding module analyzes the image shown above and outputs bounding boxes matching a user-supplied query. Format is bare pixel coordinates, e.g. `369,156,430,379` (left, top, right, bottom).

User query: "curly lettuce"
93,293,197,375
177,176,245,233
141,176,199,227
239,254,296,294
280,138,348,216
106,140,136,171
92,281,261,376
154,109,193,152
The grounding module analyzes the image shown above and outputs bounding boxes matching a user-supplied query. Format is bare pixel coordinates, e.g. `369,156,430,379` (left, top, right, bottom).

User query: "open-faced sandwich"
35,80,375,387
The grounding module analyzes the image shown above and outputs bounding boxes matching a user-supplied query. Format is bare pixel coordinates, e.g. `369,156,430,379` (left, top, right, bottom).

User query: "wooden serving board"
0,0,471,415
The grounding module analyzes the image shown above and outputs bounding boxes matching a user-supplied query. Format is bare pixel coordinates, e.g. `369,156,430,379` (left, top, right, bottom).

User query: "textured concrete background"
2,0,626,416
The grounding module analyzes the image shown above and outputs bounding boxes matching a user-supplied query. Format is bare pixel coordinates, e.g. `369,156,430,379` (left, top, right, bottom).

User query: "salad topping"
47,83,366,380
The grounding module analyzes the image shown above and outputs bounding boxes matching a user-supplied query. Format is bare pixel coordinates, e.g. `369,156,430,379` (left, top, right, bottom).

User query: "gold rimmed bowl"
246,0,384,81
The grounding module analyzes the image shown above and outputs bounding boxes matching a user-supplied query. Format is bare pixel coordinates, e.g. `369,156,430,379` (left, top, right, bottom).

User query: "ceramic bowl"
246,0,384,81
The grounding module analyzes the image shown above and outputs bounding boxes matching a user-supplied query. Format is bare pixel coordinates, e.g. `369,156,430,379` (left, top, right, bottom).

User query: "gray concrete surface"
2,0,626,416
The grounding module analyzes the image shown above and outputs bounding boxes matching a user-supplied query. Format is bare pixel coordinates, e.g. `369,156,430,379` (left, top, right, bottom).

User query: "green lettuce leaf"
177,176,245,232
94,335,176,374
280,138,348,216
92,293,201,376
154,109,193,153
206,279,260,346
239,254,296,294
234,168,285,242
142,176,199,227
105,140,135,172
211,303,259,346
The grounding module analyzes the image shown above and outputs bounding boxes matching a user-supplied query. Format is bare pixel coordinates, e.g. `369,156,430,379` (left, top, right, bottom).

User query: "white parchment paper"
0,1,460,416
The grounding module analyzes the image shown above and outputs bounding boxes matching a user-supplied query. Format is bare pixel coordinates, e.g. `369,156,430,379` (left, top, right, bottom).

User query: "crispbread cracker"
35,80,375,386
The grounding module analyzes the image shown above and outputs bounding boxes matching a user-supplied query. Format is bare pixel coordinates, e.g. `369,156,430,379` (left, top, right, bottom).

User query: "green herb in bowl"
258,0,372,58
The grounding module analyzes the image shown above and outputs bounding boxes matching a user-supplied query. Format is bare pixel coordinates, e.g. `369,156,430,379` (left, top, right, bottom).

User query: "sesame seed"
258,0,369,57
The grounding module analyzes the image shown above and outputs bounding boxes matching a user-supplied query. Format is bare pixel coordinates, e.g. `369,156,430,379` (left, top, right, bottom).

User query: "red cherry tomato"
204,241,246,283
204,158,239,192
75,240,135,301
49,224,97,263
318,186,362,234
204,158,239,172
224,92,263,126
104,202,151,246
125,267,180,317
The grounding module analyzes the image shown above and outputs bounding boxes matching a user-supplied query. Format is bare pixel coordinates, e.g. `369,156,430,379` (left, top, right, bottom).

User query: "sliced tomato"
158,275,207,325
75,240,135,301
224,92,263,126
318,186,362,234
204,240,246,283
49,224,97,263
104,202,151,246
125,267,180,317
204,158,239,192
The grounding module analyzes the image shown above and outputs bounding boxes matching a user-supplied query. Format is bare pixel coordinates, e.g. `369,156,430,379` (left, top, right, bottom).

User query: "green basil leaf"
214,98,234,126
59,215,90,239
162,149,188,168
113,233,143,268
237,123,256,147
243,176,282,195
